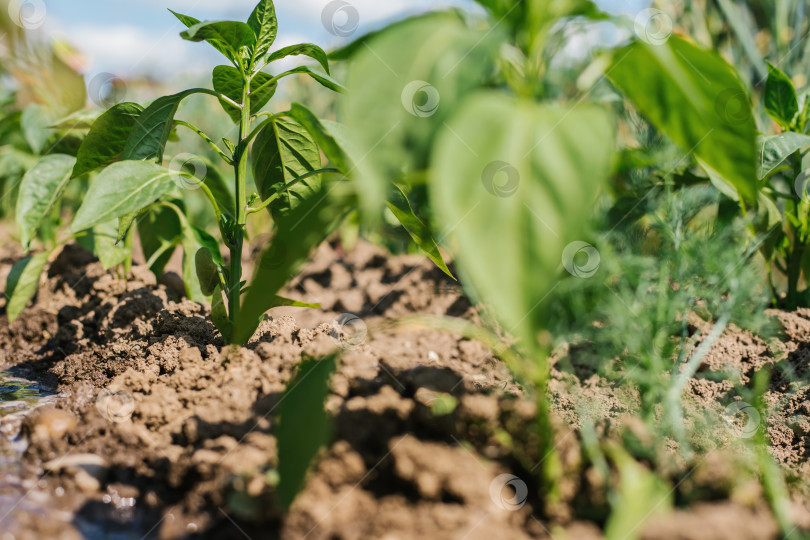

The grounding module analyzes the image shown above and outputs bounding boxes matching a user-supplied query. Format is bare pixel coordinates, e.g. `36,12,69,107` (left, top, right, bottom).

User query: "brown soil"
0,241,809,539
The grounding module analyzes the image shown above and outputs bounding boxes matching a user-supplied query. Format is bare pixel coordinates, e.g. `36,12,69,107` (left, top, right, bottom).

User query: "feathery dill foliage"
547,185,771,439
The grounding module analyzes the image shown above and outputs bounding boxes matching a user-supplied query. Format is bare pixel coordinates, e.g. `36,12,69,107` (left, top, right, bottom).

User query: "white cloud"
58,23,215,79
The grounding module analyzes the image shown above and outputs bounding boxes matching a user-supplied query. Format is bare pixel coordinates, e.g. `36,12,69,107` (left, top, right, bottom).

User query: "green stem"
177,173,222,222
245,168,340,215
174,120,234,165
228,71,252,337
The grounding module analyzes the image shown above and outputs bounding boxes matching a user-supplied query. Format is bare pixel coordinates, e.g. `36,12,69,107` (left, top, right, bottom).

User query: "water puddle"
0,371,56,528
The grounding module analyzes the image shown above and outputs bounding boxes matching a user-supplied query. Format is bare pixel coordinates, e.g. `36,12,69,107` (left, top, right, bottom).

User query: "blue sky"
40,0,650,82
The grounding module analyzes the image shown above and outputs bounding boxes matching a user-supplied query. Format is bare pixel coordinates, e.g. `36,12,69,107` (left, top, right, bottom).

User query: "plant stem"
228,73,252,336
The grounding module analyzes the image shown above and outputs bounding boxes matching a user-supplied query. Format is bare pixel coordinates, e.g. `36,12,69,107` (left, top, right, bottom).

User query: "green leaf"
117,209,143,244
192,226,222,265
71,161,179,233
757,133,810,179
608,37,758,202
123,89,205,163
212,66,276,123
16,154,76,249
77,220,131,270
604,447,672,540
247,0,278,62
343,13,500,219
269,295,320,308
20,104,55,155
137,205,182,277
50,109,102,131
386,185,454,279
287,103,352,173
234,182,350,344
169,9,199,29
267,43,330,74
277,354,336,508
182,225,206,302
195,247,220,296
764,62,799,128
251,117,321,221
181,20,255,62
73,102,144,178
211,284,233,342
279,66,344,93
5,251,50,323
430,93,613,349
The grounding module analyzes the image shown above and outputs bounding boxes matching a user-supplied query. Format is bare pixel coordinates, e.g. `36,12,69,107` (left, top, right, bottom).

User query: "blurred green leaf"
277,354,336,508
608,37,758,202
386,185,454,279
16,154,76,249
604,447,672,540
430,93,613,348
5,251,50,323
343,13,500,219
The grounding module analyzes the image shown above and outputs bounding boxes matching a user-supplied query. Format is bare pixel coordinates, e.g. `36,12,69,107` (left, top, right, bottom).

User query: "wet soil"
0,240,808,539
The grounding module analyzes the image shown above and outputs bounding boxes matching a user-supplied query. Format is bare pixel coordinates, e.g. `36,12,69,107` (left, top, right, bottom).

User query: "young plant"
56,0,355,344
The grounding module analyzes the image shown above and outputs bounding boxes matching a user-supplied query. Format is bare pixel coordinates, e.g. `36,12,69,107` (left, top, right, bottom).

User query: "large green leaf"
286,103,352,173
430,93,613,348
251,117,321,221
137,205,182,278
5,251,50,323
16,154,76,249
212,66,276,123
247,0,277,62
267,43,330,74
277,354,336,508
757,133,810,179
123,89,205,163
73,102,143,178
71,161,178,233
77,220,131,270
20,104,55,155
233,182,349,344
180,20,256,63
386,185,454,279
764,61,798,128
342,12,500,218
608,37,758,202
